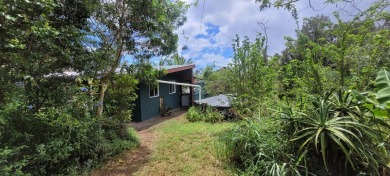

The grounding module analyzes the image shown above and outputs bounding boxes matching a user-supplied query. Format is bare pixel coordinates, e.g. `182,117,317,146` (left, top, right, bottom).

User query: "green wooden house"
132,65,195,122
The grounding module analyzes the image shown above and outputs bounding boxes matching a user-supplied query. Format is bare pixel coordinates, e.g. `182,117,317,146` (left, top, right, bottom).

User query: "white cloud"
194,53,232,68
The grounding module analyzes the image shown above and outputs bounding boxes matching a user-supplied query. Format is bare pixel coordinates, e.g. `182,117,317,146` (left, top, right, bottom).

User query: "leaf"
374,68,390,104
4,14,17,21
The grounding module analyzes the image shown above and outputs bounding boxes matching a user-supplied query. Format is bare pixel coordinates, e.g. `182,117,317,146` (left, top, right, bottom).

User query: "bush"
217,115,302,175
204,107,224,123
0,83,140,175
218,89,390,175
186,106,225,123
186,106,203,122
105,74,138,122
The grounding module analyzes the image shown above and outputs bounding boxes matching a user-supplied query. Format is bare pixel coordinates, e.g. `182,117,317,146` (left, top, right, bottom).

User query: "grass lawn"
134,117,235,176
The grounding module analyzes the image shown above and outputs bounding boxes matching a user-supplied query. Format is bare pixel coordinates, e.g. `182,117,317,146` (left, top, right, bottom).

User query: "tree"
204,68,232,96
88,0,187,115
227,34,278,111
0,0,91,107
159,45,193,66
202,65,214,80
159,52,193,65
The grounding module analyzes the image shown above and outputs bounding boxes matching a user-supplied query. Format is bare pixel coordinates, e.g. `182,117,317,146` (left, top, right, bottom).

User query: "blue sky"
149,0,376,70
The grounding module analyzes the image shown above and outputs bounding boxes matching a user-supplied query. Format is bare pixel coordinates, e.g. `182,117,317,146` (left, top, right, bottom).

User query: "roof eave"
167,64,195,74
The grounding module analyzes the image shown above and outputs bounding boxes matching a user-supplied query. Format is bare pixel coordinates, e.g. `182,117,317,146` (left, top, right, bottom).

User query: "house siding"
133,66,194,122
139,83,160,121
159,80,180,110
137,81,180,122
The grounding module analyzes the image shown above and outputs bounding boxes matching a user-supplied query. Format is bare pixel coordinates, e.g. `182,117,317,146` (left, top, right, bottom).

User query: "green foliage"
105,74,139,122
0,87,141,175
186,106,224,123
219,89,389,175
0,146,29,176
228,35,277,111
217,116,302,175
203,107,224,123
0,0,186,175
159,52,193,66
204,68,232,96
185,106,203,122
202,65,214,80
375,68,390,104
211,1,390,175
127,63,167,86
291,92,387,174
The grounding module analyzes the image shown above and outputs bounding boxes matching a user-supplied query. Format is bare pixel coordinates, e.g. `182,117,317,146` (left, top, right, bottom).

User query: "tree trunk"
96,80,108,116
95,1,126,116
95,41,123,116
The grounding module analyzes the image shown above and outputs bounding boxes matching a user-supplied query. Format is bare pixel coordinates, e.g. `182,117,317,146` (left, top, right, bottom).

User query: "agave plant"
291,93,387,174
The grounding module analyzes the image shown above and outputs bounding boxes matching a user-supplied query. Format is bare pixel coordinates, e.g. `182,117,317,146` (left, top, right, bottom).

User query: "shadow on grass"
129,108,188,131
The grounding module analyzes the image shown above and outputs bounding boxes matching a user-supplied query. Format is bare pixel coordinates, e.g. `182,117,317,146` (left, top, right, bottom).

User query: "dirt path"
91,110,187,176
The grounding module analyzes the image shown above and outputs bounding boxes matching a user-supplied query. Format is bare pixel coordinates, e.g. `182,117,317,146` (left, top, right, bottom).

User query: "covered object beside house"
194,94,230,108
132,65,195,122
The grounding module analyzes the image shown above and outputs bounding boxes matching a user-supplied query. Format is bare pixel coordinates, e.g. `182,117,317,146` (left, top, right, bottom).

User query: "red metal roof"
166,65,195,74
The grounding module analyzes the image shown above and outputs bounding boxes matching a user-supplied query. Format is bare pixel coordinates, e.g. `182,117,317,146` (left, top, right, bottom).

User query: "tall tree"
88,0,187,115
0,0,91,107
159,45,192,66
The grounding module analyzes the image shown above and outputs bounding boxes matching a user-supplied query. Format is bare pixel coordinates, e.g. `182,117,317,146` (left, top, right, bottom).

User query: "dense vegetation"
1,0,389,175
201,1,390,175
0,0,186,175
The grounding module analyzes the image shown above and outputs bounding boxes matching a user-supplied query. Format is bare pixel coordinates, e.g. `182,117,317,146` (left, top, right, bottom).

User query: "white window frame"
149,84,159,98
169,81,176,94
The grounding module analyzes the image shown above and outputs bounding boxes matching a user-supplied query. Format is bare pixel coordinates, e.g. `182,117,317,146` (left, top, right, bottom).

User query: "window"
182,86,190,94
149,85,159,98
169,81,176,94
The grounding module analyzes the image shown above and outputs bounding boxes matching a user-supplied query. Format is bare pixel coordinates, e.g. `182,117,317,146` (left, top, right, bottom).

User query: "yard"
92,110,234,176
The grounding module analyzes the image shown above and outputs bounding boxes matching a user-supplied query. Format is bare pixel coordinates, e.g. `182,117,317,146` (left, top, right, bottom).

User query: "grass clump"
217,115,302,175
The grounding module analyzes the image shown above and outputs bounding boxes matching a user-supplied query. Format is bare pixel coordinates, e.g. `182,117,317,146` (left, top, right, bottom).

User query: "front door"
181,95,190,106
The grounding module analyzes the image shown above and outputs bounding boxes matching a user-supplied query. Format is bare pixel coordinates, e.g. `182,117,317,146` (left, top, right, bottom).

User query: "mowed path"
91,110,232,176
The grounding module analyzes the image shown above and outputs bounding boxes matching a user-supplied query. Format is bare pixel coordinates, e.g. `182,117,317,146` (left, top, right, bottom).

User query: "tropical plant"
375,68,390,105
160,53,193,66
217,115,303,175
291,91,388,175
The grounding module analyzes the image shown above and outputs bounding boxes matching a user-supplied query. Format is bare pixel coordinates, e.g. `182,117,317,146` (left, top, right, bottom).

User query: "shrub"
186,106,203,122
105,74,138,122
186,106,225,123
217,115,303,175
218,89,390,175
204,107,224,123
0,83,140,175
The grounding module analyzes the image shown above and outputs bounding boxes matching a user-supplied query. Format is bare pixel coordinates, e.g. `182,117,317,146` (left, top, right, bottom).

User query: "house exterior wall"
138,83,160,121
133,68,193,122
159,80,180,111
